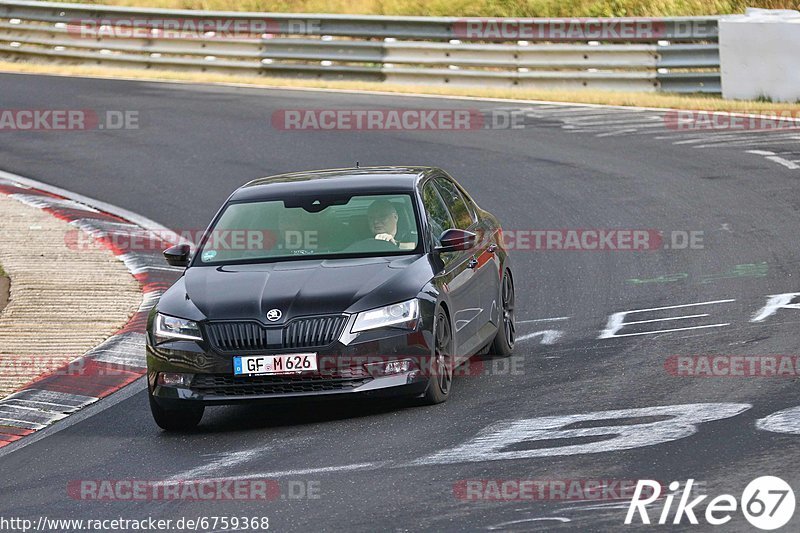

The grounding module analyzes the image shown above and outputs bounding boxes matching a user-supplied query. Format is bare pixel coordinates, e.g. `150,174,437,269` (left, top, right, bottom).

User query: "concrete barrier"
719,8,800,102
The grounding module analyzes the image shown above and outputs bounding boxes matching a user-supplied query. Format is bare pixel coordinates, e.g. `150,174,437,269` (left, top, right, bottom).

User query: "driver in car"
367,199,416,250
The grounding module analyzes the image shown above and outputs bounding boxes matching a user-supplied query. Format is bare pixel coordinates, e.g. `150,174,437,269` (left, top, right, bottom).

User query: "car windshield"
196,193,420,264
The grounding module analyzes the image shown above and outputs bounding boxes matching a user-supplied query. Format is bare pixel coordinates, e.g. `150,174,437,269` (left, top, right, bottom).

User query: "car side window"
434,177,475,230
422,181,454,246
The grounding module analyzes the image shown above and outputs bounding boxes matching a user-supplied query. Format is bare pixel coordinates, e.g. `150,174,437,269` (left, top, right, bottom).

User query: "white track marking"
563,116,662,127
164,448,269,482
599,299,735,339
673,133,755,145
695,132,800,145
623,314,709,326
695,137,800,150
746,149,800,169
518,317,569,323
596,129,639,137
652,132,742,141
608,299,735,314
529,107,613,115
517,330,563,345
724,139,800,149
252,462,380,477
600,323,730,338
413,403,751,465
143,400,797,480
751,293,800,322
587,119,667,129
756,406,800,435
488,517,571,529
204,462,383,481
766,156,800,170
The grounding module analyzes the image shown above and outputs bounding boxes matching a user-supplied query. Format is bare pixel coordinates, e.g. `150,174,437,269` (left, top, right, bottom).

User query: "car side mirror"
163,244,191,267
435,229,476,253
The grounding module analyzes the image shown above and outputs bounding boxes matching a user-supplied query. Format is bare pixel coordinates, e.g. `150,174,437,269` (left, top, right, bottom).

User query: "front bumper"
147,319,434,407
150,372,429,408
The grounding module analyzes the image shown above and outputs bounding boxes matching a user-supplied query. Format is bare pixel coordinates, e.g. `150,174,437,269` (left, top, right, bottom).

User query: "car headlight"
155,313,203,342
351,299,420,333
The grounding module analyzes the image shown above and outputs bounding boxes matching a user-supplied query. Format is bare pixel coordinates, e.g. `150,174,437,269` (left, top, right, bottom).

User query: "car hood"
178,255,432,323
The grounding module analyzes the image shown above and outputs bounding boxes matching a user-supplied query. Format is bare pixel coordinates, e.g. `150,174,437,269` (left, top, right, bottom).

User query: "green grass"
47,0,800,16
0,264,6,279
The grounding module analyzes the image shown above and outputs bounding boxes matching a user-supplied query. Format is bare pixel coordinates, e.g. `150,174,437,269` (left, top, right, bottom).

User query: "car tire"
489,270,515,357
420,308,454,405
148,393,204,431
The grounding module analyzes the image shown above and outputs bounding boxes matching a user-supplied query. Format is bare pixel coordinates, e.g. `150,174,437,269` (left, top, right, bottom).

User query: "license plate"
233,353,317,376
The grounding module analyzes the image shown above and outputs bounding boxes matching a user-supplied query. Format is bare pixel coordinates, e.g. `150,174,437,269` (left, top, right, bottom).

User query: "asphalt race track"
3,72,800,531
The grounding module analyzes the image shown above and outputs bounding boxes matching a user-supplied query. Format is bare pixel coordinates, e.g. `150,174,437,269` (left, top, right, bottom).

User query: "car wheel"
489,270,515,357
148,392,204,431
421,309,454,405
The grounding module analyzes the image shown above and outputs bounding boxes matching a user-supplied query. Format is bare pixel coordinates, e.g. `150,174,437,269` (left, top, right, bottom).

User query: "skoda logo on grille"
266,309,282,322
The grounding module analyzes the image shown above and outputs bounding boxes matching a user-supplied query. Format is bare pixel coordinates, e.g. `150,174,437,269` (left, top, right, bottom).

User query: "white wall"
719,8,800,102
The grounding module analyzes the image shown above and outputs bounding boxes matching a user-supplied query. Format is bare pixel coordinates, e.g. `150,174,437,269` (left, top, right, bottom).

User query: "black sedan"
146,167,515,430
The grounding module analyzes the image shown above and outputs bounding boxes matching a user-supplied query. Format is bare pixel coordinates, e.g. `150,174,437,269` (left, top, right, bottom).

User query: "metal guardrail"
0,0,721,93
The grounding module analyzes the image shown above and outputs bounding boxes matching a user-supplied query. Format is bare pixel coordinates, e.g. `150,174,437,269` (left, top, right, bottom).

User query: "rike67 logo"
626,476,795,530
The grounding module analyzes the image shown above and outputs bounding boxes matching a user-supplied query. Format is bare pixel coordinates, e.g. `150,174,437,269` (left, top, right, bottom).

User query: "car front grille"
191,373,371,397
205,315,348,353
205,322,269,352
284,315,348,349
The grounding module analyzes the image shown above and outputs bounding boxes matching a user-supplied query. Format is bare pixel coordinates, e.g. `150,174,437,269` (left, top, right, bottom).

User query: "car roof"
229,166,443,202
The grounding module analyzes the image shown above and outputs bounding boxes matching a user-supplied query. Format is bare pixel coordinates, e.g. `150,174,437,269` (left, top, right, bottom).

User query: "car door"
433,176,500,345
421,179,478,359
